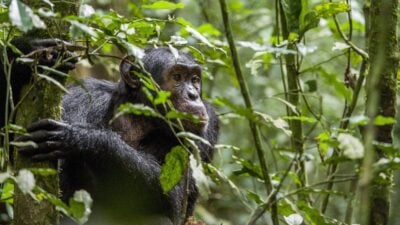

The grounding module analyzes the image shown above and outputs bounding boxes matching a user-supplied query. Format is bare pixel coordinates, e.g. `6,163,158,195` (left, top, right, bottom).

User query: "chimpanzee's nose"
187,87,199,101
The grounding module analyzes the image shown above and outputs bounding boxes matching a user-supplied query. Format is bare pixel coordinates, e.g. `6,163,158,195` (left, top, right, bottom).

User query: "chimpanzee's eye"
191,75,200,84
173,74,182,82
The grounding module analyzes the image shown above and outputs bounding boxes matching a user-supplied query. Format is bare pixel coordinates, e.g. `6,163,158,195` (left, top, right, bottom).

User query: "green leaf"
166,110,201,123
29,168,57,177
5,123,26,134
0,11,9,23
298,201,340,224
299,2,350,36
160,146,188,193
38,65,70,77
154,90,171,105
319,69,351,100
300,11,320,36
255,112,291,136
233,156,263,180
69,190,92,224
118,39,145,59
281,0,302,33
315,2,350,19
116,103,160,118
142,1,185,10
283,116,317,123
246,191,264,205
317,131,330,156
37,73,69,94
1,180,14,204
68,20,98,39
185,26,213,47
213,97,255,120
374,115,396,126
197,23,221,37
305,79,317,92
9,0,46,32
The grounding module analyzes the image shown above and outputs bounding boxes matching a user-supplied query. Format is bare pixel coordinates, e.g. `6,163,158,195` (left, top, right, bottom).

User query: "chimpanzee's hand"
13,38,79,73
15,119,80,161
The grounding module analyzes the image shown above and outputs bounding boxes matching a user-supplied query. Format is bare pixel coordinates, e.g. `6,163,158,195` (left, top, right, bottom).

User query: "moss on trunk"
13,1,78,225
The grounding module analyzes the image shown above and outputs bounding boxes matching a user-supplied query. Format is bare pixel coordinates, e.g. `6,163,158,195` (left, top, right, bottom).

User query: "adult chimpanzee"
8,40,219,225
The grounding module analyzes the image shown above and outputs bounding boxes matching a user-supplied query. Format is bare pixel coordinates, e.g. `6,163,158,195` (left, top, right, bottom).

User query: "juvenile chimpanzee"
8,41,219,225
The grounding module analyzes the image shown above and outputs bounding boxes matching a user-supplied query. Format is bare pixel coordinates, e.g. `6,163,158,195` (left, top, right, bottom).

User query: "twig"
218,0,278,224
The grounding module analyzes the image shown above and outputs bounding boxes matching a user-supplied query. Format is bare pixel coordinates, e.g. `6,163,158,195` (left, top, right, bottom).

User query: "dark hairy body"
1,41,219,225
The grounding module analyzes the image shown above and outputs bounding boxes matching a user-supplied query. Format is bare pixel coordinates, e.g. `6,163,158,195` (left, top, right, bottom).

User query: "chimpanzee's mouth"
198,117,209,126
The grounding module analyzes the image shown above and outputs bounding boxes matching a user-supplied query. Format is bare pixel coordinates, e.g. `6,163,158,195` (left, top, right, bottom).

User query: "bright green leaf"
197,23,221,37
160,146,188,193
142,1,185,10
154,91,171,105
317,131,330,156
374,115,396,126
315,2,350,18
1,180,14,204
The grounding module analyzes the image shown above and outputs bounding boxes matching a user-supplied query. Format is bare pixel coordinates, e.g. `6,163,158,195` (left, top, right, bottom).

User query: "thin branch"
218,0,278,224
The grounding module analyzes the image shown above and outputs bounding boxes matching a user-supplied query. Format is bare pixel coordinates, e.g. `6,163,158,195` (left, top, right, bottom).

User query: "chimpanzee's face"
161,63,209,133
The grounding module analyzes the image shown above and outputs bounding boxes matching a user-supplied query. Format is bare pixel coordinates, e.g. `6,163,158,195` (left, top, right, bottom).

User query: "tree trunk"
13,1,78,225
360,0,399,225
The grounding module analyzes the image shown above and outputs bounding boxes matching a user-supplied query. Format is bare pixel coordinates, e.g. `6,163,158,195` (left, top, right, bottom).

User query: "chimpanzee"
2,40,219,225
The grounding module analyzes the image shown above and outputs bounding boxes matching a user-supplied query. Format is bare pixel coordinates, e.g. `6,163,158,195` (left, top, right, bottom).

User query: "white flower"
284,214,303,225
16,169,35,194
338,133,364,159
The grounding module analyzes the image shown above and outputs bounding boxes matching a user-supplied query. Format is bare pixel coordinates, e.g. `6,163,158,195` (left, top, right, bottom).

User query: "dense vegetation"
0,0,399,225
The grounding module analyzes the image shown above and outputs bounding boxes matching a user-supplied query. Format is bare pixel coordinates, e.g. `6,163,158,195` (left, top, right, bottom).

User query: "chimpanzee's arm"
16,119,183,222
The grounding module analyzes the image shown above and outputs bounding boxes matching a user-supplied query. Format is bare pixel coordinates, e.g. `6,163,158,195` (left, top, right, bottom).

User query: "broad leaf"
9,0,46,32
160,146,188,193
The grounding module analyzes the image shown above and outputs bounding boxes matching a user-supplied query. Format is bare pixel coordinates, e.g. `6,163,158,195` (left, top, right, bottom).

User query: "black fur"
4,42,219,225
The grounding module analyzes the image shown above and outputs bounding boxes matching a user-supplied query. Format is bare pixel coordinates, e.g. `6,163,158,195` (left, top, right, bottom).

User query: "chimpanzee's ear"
120,56,142,89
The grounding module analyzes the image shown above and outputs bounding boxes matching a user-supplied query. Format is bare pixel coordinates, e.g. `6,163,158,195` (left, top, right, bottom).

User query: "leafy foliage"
0,0,399,225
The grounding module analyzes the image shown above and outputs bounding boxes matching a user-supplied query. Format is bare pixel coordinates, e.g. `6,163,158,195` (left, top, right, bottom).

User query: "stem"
278,0,306,192
321,0,370,213
218,0,278,224
359,0,398,224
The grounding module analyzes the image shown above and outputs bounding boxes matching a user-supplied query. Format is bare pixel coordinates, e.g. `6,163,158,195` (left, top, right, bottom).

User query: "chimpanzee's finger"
32,39,69,48
31,150,66,161
27,119,67,132
15,130,62,143
18,141,63,157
